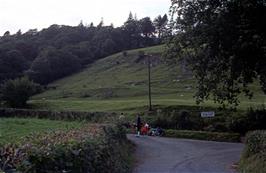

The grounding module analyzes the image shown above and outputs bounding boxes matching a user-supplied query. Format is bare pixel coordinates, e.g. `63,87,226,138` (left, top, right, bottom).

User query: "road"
127,134,244,173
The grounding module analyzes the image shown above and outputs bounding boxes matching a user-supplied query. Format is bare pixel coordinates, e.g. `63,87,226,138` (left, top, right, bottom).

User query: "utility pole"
147,54,152,111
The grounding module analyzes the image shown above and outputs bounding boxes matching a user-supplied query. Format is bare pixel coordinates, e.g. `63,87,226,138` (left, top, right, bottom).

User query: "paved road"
127,134,244,173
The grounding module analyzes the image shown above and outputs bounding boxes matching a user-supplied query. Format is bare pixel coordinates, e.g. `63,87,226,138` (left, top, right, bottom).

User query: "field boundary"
0,108,116,122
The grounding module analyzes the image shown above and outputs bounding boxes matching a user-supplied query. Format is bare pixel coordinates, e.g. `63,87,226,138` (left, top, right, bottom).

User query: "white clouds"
0,0,170,34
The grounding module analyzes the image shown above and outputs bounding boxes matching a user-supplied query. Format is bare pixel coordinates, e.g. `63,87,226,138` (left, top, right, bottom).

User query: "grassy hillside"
31,45,266,112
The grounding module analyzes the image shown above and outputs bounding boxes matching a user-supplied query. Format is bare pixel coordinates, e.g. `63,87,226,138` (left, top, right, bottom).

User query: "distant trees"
3,31,10,37
0,12,169,85
139,17,155,38
0,49,29,81
0,77,41,108
27,47,81,84
123,13,142,48
154,14,168,39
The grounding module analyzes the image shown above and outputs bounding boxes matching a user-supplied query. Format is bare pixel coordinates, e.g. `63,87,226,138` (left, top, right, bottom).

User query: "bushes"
147,107,229,132
0,124,133,173
239,131,266,173
171,110,203,130
0,77,41,108
149,106,266,135
151,109,203,130
165,129,241,142
228,107,266,135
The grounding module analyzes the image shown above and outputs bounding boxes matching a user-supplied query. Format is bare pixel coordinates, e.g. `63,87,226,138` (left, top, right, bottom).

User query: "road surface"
127,134,244,173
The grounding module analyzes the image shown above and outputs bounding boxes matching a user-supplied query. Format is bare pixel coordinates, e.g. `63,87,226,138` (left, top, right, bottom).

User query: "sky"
0,0,171,35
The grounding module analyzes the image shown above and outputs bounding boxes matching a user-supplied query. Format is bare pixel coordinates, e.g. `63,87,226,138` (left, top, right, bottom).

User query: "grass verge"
239,130,266,173
165,129,241,142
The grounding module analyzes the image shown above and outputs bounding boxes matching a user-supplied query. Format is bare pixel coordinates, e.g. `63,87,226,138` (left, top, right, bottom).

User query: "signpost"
201,111,215,118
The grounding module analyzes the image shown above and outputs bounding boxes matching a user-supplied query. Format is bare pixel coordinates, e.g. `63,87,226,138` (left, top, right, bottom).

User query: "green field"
31,45,266,112
0,118,83,144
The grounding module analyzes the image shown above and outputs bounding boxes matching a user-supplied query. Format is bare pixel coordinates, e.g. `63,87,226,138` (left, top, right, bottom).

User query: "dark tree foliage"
123,14,143,48
154,14,168,39
0,77,41,108
166,0,266,108
27,47,82,84
0,49,29,81
0,13,166,85
139,17,155,38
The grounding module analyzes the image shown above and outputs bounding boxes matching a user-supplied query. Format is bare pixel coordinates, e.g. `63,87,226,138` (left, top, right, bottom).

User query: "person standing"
136,114,141,137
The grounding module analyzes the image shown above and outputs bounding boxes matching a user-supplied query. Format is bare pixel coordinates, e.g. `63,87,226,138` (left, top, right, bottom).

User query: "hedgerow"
0,124,133,173
0,108,116,123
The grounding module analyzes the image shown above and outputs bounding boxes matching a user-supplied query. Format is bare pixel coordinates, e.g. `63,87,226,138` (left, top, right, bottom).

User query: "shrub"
152,114,173,129
149,109,202,130
165,129,241,142
239,130,266,173
0,77,41,108
122,51,128,57
228,107,266,135
176,110,198,130
0,124,133,173
203,122,228,132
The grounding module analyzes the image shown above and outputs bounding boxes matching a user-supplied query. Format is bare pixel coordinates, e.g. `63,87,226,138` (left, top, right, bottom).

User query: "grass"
0,118,84,145
164,129,241,142
30,95,266,113
239,131,266,173
239,154,266,173
31,45,266,113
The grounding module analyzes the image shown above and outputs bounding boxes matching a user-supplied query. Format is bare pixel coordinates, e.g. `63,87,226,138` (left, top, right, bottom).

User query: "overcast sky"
0,0,171,35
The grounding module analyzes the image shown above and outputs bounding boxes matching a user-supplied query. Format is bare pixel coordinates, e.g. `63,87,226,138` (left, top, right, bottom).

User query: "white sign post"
201,111,215,118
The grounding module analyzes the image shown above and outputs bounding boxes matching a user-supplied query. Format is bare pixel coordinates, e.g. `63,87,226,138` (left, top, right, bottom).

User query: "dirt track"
127,134,244,173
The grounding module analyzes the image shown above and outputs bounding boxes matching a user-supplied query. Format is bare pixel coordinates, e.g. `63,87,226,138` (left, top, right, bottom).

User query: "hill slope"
32,45,265,112
34,45,192,99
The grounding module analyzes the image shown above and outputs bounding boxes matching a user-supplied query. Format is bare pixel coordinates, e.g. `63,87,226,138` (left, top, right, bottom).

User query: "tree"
0,13,159,85
97,18,104,28
16,29,22,37
5,50,29,72
101,38,117,56
128,11,134,21
28,47,81,84
154,14,168,39
0,77,41,108
166,0,266,108
3,31,10,37
123,13,142,48
123,13,141,37
0,50,29,82
139,17,155,38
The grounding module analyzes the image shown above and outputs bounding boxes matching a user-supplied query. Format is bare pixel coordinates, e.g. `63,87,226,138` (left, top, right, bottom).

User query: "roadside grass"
164,129,241,143
239,154,266,173
0,118,84,145
30,95,266,113
239,131,266,173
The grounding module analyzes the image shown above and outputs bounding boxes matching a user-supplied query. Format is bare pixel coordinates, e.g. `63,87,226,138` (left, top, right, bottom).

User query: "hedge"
165,129,241,142
239,130,266,173
0,124,134,173
0,108,116,122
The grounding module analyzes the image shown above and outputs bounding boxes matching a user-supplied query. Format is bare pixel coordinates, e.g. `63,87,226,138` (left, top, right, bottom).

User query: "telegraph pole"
147,54,152,111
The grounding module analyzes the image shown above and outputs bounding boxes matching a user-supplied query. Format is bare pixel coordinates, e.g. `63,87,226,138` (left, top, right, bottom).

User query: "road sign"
201,111,215,118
